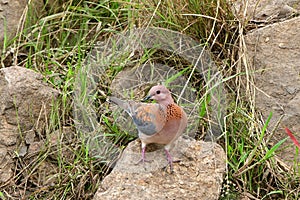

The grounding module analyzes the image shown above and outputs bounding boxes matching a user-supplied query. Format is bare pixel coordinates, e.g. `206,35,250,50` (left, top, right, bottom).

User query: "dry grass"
0,0,299,199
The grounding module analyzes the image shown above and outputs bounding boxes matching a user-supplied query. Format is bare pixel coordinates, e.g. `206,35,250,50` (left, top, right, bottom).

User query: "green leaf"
261,137,288,161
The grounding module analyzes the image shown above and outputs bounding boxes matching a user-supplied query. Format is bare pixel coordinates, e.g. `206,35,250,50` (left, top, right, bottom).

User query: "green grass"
0,0,299,199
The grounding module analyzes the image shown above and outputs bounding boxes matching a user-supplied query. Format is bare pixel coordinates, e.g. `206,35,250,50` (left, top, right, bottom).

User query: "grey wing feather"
132,115,157,135
132,104,166,136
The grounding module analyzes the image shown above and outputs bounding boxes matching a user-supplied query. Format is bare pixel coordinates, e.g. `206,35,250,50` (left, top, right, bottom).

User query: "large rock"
0,66,59,134
0,66,59,183
93,136,226,200
233,0,300,22
245,17,300,163
0,0,57,54
0,0,27,45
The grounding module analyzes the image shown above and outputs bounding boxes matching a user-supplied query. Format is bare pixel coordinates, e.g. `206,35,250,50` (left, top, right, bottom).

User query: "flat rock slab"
245,17,300,163
93,136,225,200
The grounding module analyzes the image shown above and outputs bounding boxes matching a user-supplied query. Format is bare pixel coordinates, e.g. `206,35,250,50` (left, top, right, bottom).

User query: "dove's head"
143,85,174,106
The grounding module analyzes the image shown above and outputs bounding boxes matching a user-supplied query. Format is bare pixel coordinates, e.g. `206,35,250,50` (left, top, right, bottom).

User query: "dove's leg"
135,142,150,164
141,146,147,162
164,149,173,171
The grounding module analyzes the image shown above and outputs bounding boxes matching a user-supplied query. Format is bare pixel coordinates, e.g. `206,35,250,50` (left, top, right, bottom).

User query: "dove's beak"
142,95,152,102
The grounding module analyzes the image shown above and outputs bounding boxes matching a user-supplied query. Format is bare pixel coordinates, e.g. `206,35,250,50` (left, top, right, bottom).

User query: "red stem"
285,128,300,149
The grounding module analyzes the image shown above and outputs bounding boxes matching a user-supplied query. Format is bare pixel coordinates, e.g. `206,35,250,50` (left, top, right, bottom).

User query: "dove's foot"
164,149,174,173
135,157,151,165
135,146,151,165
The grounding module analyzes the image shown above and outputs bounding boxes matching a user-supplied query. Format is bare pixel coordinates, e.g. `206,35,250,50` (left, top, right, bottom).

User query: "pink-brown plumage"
109,85,187,171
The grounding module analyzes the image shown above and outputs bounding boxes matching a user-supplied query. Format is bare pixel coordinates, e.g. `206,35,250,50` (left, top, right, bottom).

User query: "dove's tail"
108,96,128,110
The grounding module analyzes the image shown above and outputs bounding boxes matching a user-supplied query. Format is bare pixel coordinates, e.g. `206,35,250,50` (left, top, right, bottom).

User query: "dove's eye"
156,90,160,94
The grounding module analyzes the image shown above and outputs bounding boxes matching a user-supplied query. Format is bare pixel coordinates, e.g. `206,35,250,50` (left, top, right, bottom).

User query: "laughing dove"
109,85,188,171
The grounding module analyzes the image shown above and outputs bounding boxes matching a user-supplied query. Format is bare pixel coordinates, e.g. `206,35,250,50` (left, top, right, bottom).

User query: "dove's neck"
158,96,174,107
